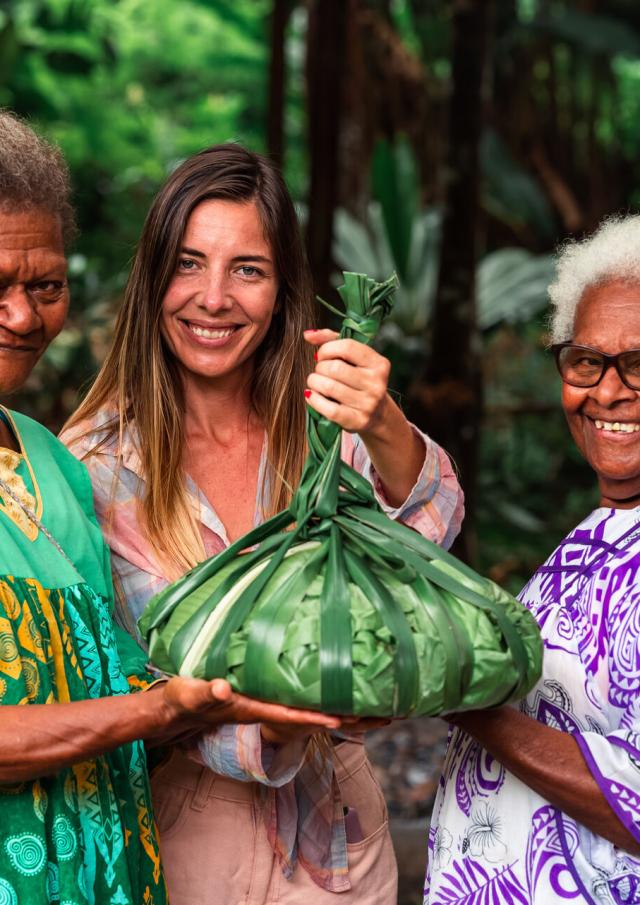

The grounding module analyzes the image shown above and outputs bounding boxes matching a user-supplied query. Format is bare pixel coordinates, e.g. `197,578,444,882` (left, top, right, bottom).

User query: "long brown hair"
65,144,315,575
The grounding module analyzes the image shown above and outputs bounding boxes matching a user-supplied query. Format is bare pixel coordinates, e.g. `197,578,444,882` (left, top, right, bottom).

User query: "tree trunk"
305,0,353,301
266,0,293,167
410,0,493,564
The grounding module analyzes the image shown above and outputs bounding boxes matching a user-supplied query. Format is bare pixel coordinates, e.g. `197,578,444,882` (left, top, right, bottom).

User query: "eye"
30,280,66,301
237,264,263,278
574,355,602,368
177,258,198,272
623,352,640,370
563,349,602,371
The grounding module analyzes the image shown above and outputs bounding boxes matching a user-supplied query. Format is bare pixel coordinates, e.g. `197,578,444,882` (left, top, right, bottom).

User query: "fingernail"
313,351,318,361
305,328,318,333
304,389,311,399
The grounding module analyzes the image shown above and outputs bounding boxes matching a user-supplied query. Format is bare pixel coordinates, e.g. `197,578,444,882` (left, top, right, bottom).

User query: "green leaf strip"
140,508,293,633
319,523,354,714
418,580,474,712
204,514,314,678
336,512,530,689
242,541,329,700
337,523,470,712
343,548,418,716
345,506,484,581
167,534,286,671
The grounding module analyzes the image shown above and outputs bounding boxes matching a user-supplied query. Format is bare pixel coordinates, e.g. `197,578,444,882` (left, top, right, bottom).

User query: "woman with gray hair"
425,215,640,904
0,110,339,905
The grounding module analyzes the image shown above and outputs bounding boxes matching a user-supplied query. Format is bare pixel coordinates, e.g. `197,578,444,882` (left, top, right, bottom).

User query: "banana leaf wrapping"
139,273,542,717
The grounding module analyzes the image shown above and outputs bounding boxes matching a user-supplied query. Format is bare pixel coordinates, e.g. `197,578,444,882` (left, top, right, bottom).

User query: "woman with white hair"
425,216,640,904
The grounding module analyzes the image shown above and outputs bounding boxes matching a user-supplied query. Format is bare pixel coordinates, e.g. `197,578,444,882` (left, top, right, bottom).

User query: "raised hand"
303,329,392,439
303,328,425,507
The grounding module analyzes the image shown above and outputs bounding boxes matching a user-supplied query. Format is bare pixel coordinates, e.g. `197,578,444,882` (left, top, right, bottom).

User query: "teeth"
594,419,640,432
189,324,235,339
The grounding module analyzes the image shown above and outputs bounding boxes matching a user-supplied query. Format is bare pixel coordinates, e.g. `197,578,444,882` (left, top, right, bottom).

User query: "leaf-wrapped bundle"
140,273,542,717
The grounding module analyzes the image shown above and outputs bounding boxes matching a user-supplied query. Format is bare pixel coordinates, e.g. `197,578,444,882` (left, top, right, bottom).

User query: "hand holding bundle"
139,273,542,717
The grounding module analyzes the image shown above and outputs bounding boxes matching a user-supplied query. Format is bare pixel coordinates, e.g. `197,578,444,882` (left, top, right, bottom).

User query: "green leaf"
371,137,419,283
481,130,557,243
478,248,555,330
319,524,354,713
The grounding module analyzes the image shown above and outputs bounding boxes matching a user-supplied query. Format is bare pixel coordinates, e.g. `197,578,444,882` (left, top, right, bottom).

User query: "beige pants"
150,742,398,905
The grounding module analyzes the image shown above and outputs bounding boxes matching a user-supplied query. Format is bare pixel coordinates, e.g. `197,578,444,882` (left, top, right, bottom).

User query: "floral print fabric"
425,506,640,904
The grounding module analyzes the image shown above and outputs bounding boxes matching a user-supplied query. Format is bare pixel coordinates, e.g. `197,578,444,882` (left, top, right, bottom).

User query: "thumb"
209,678,233,704
167,676,233,714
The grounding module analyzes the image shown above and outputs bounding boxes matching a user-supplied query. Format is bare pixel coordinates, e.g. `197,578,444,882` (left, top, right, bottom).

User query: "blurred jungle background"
3,0,639,899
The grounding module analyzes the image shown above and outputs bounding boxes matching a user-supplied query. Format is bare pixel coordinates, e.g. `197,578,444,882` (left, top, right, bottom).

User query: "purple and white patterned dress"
425,506,640,904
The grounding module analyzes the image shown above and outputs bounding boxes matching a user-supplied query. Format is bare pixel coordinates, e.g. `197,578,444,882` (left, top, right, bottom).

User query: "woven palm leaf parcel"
139,272,542,717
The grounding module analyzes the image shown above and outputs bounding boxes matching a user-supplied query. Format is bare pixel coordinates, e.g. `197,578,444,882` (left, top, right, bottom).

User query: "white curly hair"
548,214,640,343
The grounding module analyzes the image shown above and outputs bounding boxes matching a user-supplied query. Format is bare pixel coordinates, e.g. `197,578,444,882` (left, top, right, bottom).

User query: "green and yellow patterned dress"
0,407,167,905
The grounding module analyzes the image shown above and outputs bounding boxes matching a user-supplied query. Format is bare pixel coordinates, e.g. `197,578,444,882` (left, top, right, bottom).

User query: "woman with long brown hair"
63,143,464,904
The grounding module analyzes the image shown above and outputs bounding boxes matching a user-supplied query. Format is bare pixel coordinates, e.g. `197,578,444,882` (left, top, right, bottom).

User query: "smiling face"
0,209,69,396
160,199,278,388
562,279,640,507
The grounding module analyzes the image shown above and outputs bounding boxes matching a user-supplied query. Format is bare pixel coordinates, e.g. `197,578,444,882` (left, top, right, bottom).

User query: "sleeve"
574,695,640,845
341,425,465,550
197,724,309,787
112,624,153,687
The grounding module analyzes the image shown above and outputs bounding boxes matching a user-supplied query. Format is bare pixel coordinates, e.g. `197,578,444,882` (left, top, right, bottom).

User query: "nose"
198,268,234,314
0,285,42,335
590,363,637,407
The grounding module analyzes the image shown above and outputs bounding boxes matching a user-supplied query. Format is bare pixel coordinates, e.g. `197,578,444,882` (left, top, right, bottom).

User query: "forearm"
360,397,425,507
451,707,640,854
0,688,171,782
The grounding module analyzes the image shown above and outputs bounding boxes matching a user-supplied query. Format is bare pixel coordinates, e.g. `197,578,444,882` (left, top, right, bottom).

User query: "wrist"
448,706,512,738
359,395,405,447
142,684,186,741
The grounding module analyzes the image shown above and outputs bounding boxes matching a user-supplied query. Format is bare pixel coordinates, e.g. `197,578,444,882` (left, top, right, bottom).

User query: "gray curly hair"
0,109,76,244
549,214,640,343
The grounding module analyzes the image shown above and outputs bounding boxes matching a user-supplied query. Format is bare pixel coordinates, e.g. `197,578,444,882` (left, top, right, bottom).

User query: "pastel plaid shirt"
64,413,464,892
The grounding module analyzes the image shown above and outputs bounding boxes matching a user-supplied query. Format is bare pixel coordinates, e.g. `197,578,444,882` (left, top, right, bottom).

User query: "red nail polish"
313,351,318,361
304,389,311,398
305,328,318,332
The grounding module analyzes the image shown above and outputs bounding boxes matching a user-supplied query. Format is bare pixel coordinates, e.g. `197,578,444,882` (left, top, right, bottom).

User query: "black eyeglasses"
552,343,640,390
